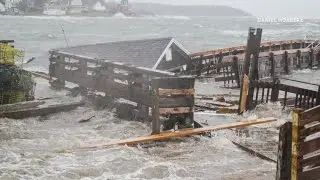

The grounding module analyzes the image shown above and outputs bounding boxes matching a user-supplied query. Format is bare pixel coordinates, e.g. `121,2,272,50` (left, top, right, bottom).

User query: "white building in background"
92,1,106,11
0,4,4,12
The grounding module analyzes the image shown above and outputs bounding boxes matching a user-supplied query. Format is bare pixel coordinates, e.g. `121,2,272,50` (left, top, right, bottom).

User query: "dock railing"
276,107,320,180
241,77,320,112
48,50,195,135
179,27,320,88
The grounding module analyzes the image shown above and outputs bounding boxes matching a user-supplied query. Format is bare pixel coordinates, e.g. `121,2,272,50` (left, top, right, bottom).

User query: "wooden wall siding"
158,44,190,71
277,107,320,180
151,77,195,134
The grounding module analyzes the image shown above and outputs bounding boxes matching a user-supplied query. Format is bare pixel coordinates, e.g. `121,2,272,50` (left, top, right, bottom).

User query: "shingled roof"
58,37,189,69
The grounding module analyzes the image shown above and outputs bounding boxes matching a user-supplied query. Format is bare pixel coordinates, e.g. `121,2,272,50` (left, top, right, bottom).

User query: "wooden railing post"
232,56,240,88
251,28,262,81
296,50,301,69
196,56,203,76
48,54,55,81
50,55,66,89
316,50,320,66
271,78,280,102
151,79,160,135
283,51,289,74
291,109,304,180
309,48,314,69
216,52,223,73
276,121,292,180
316,85,320,106
269,52,275,78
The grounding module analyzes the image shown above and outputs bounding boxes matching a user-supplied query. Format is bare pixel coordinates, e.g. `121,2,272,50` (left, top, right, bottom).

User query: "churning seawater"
1,15,320,179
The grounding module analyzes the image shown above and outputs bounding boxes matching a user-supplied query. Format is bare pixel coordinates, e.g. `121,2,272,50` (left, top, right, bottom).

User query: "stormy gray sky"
134,0,318,18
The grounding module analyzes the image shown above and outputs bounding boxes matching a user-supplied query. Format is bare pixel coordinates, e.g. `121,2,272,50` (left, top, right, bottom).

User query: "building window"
166,48,172,61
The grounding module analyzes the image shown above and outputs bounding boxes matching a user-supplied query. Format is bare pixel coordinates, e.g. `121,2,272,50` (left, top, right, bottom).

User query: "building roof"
58,37,189,69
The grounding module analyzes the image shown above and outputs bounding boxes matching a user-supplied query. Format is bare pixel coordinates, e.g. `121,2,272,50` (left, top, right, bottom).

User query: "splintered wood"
66,117,277,152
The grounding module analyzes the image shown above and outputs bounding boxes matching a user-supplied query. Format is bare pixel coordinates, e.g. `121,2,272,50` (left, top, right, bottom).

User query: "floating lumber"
216,107,238,114
206,101,233,107
0,101,85,119
67,117,277,152
0,101,45,113
231,141,277,163
30,71,51,80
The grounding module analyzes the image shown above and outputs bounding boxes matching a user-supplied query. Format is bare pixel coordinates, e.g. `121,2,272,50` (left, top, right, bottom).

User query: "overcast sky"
134,0,318,18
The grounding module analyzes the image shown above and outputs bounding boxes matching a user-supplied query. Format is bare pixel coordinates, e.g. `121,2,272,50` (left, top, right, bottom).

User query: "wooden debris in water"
65,117,277,152
0,101,45,113
0,101,85,119
78,115,95,123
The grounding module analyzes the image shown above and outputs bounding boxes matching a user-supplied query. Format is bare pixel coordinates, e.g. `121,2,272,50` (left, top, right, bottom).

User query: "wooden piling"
269,52,275,78
316,86,320,106
296,50,301,69
243,27,256,76
316,50,320,66
238,74,249,114
276,121,292,180
291,108,304,180
283,51,289,74
232,56,240,88
309,48,314,69
151,79,160,135
271,78,280,102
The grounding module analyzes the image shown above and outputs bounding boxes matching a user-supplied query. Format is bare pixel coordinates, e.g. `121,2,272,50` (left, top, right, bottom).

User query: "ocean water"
0,15,320,179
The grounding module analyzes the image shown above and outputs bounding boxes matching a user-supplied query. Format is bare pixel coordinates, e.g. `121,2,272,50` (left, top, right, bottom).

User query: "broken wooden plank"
206,101,233,107
0,101,45,113
158,89,195,96
232,141,277,163
0,101,85,119
66,117,277,152
159,107,194,115
216,107,238,114
30,71,51,80
300,137,320,156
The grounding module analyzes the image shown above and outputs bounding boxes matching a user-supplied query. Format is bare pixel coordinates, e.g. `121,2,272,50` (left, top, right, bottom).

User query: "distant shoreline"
0,2,251,17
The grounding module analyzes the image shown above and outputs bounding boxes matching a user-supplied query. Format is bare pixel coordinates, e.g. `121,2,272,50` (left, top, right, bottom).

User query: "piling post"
276,121,292,180
151,79,160,135
243,27,256,76
308,48,314,69
238,74,249,114
296,50,301,69
291,108,304,180
269,52,275,78
58,55,66,85
216,52,223,73
232,56,240,88
196,56,203,77
316,85,320,106
271,78,280,102
316,50,320,67
283,51,289,74
251,28,262,80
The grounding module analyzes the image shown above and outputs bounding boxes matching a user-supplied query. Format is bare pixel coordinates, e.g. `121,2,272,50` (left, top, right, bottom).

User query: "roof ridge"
65,37,174,49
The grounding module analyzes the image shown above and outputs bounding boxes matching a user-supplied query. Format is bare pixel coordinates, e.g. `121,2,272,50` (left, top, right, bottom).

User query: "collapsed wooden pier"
49,50,196,134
